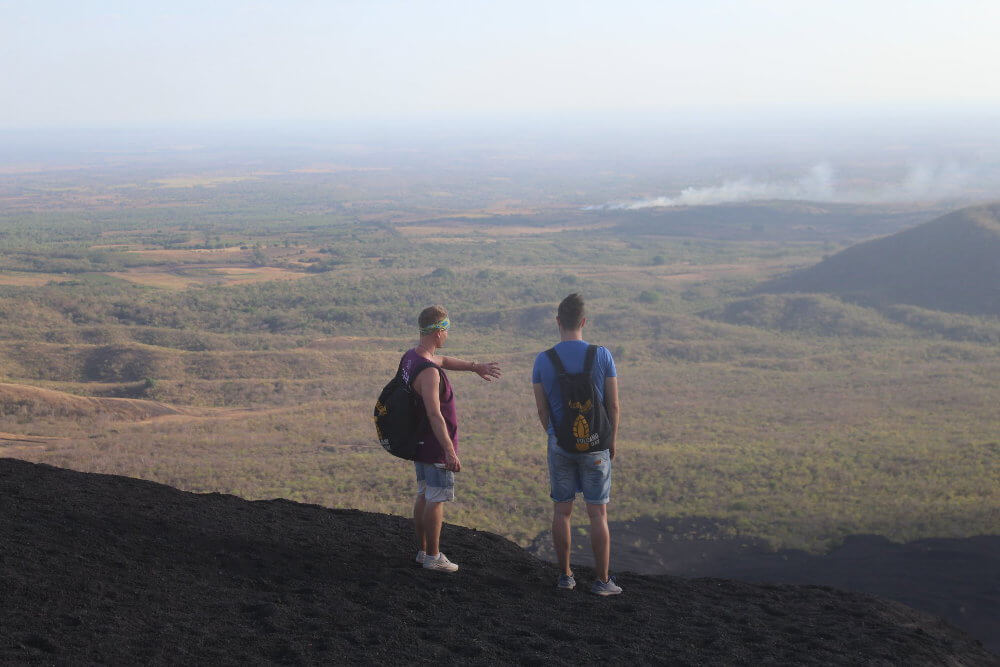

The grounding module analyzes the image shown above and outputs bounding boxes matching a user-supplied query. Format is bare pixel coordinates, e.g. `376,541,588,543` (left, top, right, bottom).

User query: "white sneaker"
422,552,459,573
415,550,427,564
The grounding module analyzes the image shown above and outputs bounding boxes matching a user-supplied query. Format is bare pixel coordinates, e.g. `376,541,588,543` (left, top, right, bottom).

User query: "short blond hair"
418,305,449,330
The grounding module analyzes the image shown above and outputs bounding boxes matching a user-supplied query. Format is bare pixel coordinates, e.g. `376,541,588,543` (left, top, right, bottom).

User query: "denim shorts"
547,433,611,504
414,461,455,503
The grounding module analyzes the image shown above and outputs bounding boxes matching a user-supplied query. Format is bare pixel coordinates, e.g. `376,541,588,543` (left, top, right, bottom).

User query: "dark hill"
1,459,995,666
760,203,1000,316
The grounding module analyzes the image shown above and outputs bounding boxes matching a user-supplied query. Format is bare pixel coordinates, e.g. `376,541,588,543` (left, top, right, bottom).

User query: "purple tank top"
399,349,459,464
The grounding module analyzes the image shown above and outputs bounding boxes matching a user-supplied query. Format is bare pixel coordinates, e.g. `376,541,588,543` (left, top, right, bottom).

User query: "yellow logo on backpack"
572,414,591,449
374,402,388,441
546,345,611,455
569,399,593,450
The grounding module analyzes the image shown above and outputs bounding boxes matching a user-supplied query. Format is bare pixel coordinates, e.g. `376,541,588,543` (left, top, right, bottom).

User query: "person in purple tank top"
404,305,501,573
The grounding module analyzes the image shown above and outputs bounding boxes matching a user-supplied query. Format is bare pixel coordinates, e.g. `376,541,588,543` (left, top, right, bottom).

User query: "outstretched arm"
440,356,502,381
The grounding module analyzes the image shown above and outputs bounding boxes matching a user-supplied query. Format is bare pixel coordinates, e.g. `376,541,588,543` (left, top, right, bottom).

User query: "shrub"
428,267,455,280
639,290,662,304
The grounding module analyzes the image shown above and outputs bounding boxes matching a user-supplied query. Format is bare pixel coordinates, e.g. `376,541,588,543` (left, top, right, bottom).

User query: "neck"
559,329,584,342
416,337,438,355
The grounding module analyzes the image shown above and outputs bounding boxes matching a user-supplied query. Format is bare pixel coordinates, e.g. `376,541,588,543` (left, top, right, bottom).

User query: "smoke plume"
587,161,992,210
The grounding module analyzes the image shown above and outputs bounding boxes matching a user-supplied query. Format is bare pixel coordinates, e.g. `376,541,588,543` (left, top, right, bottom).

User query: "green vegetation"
0,165,997,553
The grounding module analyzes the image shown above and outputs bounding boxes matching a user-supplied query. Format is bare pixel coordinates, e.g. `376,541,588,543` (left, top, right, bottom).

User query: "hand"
444,451,462,472
609,443,617,461
473,361,502,382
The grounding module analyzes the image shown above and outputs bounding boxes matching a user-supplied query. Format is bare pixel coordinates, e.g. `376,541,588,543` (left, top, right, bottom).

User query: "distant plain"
1,136,997,553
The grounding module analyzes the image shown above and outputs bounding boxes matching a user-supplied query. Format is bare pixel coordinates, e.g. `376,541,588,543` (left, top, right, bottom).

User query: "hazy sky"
2,0,999,128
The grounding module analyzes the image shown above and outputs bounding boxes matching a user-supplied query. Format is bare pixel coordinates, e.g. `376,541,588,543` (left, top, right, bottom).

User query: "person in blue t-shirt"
532,293,622,596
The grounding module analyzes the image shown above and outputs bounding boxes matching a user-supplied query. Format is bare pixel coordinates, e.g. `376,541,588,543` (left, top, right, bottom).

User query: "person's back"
533,340,614,450
531,293,622,595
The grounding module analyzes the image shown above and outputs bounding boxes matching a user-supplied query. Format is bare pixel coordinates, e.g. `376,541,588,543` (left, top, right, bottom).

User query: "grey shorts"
415,461,456,503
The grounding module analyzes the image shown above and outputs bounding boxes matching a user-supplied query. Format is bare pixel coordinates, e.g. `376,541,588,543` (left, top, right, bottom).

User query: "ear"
579,317,586,328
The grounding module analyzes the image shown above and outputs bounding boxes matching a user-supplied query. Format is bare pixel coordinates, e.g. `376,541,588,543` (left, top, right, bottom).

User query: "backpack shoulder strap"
408,361,442,388
583,344,599,375
545,347,567,376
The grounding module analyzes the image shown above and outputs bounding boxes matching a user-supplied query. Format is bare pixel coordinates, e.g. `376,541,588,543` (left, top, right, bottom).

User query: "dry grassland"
211,266,312,284
0,163,91,174
4,331,997,552
151,175,262,188
105,265,310,289
103,270,208,289
652,260,807,283
123,246,248,258
0,272,73,287
290,164,391,174
396,222,612,237
0,382,183,421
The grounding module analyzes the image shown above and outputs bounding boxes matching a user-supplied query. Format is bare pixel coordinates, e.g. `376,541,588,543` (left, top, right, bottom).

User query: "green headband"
420,317,450,335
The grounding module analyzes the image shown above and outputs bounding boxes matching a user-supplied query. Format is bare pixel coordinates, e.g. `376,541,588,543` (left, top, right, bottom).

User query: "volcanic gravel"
1,458,995,665
529,516,1000,654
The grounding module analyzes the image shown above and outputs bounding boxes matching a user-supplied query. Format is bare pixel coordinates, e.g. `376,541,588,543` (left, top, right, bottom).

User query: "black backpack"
546,344,612,453
374,360,441,460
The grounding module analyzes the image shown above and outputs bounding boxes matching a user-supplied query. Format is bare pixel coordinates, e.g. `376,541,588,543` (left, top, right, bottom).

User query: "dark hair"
418,305,448,329
557,293,585,330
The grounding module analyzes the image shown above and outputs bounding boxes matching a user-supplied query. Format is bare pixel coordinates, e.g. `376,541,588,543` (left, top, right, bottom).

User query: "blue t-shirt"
532,340,617,436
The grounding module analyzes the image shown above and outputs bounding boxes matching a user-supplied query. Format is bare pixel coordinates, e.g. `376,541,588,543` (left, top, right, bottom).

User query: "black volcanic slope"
529,517,1000,654
760,203,1000,316
1,459,995,666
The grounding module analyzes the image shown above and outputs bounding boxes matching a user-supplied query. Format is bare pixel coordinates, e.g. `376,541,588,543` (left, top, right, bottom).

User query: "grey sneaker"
422,552,459,573
557,573,576,590
590,577,623,596
415,550,426,564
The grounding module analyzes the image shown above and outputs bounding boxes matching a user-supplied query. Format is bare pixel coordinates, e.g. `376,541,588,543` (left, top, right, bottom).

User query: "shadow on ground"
527,516,1000,654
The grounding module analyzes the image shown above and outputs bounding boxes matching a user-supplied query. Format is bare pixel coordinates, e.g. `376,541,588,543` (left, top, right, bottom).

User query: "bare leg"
552,501,574,576
413,494,427,552
423,500,445,556
587,503,611,582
